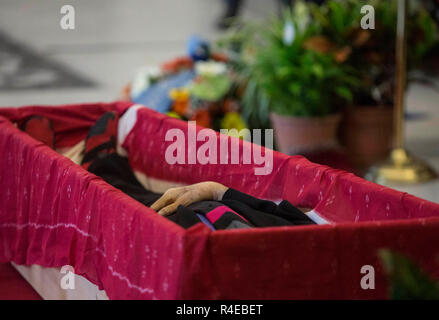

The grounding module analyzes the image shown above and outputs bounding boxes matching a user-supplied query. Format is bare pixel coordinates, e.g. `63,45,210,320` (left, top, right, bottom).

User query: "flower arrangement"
127,36,247,133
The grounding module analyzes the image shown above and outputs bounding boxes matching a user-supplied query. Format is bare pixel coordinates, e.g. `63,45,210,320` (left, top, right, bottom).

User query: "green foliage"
218,0,439,127
309,0,364,41
190,74,232,102
314,0,439,105
219,4,357,128
379,249,439,300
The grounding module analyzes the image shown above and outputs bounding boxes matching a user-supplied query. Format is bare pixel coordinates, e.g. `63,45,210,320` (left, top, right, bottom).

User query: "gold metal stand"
366,0,437,184
367,148,437,184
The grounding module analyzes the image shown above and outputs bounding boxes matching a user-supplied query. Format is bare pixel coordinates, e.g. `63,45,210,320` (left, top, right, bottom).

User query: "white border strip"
306,210,331,225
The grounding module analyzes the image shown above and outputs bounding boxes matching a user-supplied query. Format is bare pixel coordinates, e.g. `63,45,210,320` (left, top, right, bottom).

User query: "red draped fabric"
0,102,438,299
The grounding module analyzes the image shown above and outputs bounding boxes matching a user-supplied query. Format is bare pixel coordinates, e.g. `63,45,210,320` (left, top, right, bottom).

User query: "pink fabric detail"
206,206,247,224
0,101,132,149
0,102,438,300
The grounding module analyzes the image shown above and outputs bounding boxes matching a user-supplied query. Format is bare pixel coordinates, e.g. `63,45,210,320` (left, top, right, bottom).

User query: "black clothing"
222,188,316,227
87,153,315,230
87,153,162,206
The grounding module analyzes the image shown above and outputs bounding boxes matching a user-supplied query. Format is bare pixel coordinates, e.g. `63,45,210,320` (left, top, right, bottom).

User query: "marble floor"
0,0,438,203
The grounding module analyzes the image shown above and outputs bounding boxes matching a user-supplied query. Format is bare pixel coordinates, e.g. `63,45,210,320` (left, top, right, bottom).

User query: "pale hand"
150,181,228,216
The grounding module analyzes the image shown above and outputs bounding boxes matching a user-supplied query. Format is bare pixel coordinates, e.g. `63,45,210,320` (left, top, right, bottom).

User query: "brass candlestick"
366,0,437,184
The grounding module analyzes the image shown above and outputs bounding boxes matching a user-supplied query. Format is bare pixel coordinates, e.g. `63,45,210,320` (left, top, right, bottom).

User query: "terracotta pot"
340,105,394,169
270,112,341,155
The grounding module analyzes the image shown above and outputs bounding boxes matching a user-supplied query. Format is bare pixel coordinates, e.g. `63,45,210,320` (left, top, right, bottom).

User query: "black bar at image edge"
0,300,437,317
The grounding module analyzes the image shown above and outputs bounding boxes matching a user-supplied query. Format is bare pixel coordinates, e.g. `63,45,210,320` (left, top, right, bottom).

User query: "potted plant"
218,6,357,155
309,0,439,168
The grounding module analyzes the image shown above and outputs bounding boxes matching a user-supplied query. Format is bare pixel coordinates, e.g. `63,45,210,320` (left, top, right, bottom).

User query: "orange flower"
169,88,190,116
352,29,371,47
161,56,194,74
191,109,211,128
303,36,334,54
211,52,229,62
303,36,351,63
334,46,352,63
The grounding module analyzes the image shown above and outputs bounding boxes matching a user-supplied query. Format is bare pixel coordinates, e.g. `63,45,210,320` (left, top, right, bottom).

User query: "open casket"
0,101,439,300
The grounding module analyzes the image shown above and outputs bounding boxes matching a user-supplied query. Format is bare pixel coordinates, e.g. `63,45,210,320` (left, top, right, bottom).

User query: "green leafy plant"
219,0,439,128
310,0,439,106
379,249,439,300
218,5,358,129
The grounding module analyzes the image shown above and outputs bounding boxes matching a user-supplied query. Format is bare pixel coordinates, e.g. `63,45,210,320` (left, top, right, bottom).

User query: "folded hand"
150,181,228,216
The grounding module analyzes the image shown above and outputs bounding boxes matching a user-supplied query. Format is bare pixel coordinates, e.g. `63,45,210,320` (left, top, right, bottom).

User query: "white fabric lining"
306,210,331,225
117,104,144,157
12,263,108,300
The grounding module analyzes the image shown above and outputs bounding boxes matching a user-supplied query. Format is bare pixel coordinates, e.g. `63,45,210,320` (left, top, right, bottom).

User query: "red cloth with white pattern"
0,102,438,299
